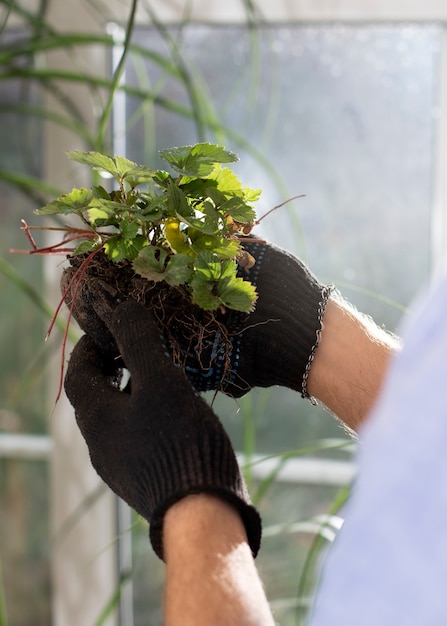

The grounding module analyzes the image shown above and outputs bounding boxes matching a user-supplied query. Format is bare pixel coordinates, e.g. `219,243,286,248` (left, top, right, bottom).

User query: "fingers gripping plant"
33,142,261,314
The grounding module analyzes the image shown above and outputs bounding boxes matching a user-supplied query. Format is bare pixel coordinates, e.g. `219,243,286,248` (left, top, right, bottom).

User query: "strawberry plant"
16,142,265,400
33,142,261,314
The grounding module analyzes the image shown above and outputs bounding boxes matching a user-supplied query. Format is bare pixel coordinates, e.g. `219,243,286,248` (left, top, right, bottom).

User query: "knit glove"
62,239,332,398
64,301,261,560
186,239,333,398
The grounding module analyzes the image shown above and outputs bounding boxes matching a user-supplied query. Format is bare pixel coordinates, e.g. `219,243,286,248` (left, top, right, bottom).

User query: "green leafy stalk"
0,553,7,626
96,0,138,151
33,143,261,313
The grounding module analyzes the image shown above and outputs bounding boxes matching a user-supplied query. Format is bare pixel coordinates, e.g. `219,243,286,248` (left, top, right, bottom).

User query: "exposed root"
66,251,238,392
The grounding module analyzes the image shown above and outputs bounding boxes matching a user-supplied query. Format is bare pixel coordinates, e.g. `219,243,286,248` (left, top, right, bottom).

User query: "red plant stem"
255,194,306,225
52,247,104,405
10,248,76,255
20,219,38,250
29,233,97,255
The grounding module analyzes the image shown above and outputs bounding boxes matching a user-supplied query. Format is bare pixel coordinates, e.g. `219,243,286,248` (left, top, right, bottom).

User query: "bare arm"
164,494,276,626
307,297,400,432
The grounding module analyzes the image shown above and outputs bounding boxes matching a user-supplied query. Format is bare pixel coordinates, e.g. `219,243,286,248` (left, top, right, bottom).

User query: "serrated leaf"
177,212,218,235
87,199,117,226
166,179,192,219
218,276,257,312
164,254,193,286
160,143,238,177
103,234,147,262
72,237,103,256
210,165,261,205
221,196,256,223
132,246,169,281
189,279,221,311
190,233,241,259
114,156,156,185
35,187,94,215
219,259,238,280
194,252,223,280
119,219,140,240
93,185,111,200
67,151,118,177
152,170,172,189
179,177,218,198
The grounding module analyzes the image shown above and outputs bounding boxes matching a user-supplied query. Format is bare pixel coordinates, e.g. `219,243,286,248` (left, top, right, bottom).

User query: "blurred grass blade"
96,0,138,150
0,554,7,626
0,0,15,36
250,439,354,505
295,486,351,626
0,170,61,204
0,256,77,339
0,103,96,145
93,572,132,626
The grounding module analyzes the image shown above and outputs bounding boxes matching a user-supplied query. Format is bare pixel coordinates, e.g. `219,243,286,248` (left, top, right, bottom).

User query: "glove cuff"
300,283,334,399
220,241,334,397
140,422,261,560
149,489,262,562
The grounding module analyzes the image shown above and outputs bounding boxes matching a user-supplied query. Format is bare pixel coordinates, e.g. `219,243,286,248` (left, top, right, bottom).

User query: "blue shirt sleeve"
308,270,447,626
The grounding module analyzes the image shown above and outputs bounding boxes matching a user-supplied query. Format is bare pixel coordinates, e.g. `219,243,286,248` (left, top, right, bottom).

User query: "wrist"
163,494,275,626
164,494,248,561
307,297,400,431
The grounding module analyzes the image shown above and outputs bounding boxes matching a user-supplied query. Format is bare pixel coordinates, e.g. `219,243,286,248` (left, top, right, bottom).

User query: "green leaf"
119,219,140,240
93,185,111,200
190,232,241,259
194,251,223,280
132,246,169,281
113,156,156,185
87,198,122,226
179,177,218,198
72,238,103,256
159,143,238,177
152,170,172,189
210,165,261,204
190,281,221,310
67,151,118,177
166,179,193,218
103,234,146,262
221,196,256,223
35,187,93,215
218,276,257,312
164,254,193,286
190,272,257,313
219,259,238,280
67,152,156,186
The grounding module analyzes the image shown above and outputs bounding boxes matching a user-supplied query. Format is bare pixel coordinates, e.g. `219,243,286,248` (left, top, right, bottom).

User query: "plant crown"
35,143,261,313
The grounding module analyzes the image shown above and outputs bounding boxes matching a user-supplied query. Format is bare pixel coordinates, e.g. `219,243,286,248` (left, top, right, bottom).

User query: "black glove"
185,239,333,398
64,301,261,560
62,239,332,398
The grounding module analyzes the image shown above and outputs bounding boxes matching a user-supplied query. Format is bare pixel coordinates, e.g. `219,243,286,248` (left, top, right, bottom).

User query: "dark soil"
61,251,239,389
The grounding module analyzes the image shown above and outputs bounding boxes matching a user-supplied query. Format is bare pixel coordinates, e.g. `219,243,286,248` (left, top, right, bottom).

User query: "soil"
61,250,240,389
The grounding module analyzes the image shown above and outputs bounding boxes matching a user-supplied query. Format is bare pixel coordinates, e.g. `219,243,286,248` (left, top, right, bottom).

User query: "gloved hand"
64,300,261,560
187,239,333,398
62,238,332,398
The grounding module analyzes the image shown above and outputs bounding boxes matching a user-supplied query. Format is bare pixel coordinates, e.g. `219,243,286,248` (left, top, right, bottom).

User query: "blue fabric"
309,269,447,625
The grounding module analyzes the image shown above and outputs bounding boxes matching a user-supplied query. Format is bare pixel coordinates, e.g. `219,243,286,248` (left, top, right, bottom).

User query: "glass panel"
0,37,50,625
125,23,439,624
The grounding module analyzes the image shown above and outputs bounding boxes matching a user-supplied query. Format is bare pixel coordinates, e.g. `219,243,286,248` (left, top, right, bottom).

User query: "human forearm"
163,494,275,626
307,297,400,431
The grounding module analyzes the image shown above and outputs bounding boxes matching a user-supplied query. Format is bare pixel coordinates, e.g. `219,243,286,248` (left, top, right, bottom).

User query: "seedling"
16,143,266,400
32,142,261,312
